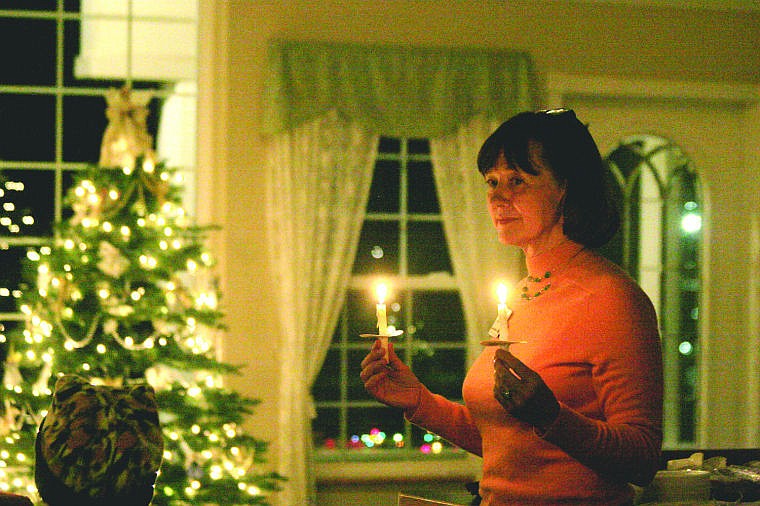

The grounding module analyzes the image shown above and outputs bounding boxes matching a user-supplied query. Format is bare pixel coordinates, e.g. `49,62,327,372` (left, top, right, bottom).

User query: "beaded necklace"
519,247,585,301
520,271,553,300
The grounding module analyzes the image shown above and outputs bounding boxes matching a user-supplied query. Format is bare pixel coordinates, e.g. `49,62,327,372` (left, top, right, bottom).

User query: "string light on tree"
0,86,283,503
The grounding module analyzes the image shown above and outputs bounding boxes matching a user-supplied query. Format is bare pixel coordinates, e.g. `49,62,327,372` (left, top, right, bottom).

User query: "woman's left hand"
493,348,560,432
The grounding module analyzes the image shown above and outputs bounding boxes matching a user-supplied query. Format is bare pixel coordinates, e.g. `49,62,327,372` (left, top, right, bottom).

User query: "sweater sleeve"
405,388,483,457
541,282,664,486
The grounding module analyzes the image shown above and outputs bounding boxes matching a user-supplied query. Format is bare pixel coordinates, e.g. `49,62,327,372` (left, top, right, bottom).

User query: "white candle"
376,283,388,335
376,283,389,360
481,282,524,349
496,283,511,340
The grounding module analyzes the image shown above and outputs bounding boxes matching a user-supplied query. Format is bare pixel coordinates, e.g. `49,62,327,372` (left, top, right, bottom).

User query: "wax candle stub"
488,283,512,340
375,283,389,361
376,283,388,336
497,283,510,339
361,283,403,363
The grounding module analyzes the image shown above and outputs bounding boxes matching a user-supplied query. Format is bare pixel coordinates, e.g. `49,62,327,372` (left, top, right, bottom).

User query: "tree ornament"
145,363,176,391
32,360,53,395
0,400,25,436
97,241,130,277
2,350,23,391
99,86,156,169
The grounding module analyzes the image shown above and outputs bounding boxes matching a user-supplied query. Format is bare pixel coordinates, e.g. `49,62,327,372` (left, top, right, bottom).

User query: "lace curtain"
264,40,536,505
265,111,378,505
430,115,525,364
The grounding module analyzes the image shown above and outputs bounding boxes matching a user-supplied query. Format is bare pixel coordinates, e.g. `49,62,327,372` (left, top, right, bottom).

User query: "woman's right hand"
360,340,424,412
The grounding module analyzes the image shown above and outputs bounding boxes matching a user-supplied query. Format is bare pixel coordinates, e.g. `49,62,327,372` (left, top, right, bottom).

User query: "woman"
360,109,663,505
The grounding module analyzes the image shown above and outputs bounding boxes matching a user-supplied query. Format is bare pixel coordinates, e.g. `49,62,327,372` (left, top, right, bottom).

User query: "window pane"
408,221,451,275
352,221,399,275
1,1,57,10
0,18,56,86
414,349,465,399
408,138,430,155
625,171,643,273
377,136,400,155
347,406,404,446
347,349,375,400
679,360,697,441
1,171,42,237
408,160,438,213
63,95,110,162
597,162,625,265
313,408,340,447
412,291,465,342
0,169,56,236
663,167,701,444
312,350,341,402
367,159,400,213
0,94,55,161
0,248,26,312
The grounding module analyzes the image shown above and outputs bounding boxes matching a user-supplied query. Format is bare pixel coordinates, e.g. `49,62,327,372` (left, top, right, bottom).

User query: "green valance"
263,40,537,138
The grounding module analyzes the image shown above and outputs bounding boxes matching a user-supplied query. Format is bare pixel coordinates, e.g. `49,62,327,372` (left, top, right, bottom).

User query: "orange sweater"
407,242,663,505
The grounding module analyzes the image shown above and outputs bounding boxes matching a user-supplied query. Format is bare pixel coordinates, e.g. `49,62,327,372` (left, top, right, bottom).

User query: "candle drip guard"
479,339,527,348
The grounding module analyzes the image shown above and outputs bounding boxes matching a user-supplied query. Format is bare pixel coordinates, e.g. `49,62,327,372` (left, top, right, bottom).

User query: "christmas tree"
0,87,283,504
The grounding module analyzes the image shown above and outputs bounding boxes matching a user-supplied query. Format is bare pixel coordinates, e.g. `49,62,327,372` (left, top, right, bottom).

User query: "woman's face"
485,151,567,256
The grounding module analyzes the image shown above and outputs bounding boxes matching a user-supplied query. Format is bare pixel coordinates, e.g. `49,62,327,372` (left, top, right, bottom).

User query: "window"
0,0,197,382
312,137,468,457
604,135,702,446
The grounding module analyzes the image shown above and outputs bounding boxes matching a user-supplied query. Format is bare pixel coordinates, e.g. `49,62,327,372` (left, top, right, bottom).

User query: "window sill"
315,449,482,484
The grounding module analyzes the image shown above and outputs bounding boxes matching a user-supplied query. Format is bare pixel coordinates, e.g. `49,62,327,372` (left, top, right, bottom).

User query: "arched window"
605,135,703,446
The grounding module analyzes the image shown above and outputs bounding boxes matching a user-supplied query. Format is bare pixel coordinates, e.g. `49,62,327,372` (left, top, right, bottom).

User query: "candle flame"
497,283,508,304
376,283,388,304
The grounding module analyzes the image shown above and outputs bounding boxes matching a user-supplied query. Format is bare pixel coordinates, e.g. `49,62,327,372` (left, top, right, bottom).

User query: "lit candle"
488,283,512,340
497,283,509,339
376,283,389,360
376,283,388,334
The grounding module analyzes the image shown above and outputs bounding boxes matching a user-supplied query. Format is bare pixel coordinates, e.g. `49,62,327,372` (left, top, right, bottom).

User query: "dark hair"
477,109,619,248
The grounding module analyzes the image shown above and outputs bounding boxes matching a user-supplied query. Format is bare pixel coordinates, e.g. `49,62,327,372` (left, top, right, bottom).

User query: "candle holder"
360,330,404,362
479,338,527,349
483,282,518,349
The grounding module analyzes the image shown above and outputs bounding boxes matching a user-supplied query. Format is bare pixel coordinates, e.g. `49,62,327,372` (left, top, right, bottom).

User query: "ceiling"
573,0,760,11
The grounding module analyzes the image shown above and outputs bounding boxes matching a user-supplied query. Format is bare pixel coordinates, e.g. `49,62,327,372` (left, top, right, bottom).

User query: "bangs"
477,115,542,176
